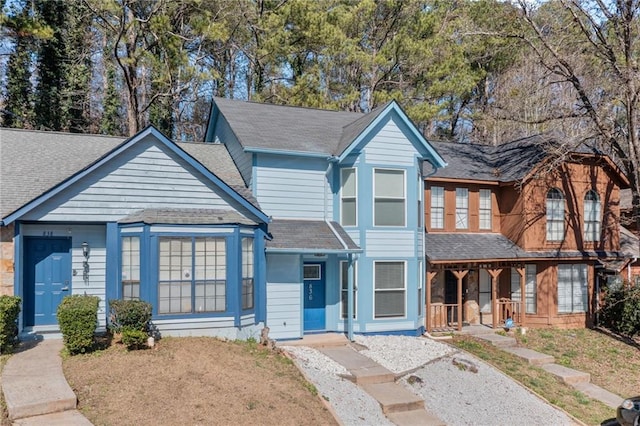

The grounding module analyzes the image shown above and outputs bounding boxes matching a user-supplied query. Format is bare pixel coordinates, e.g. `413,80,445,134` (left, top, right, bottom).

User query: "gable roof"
426,134,627,185
209,98,446,168
0,127,265,224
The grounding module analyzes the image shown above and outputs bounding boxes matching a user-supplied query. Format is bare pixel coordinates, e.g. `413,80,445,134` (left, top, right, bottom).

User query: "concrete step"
387,409,446,426
320,346,395,384
13,410,93,426
574,382,624,409
503,347,554,366
474,333,517,348
541,363,591,385
362,382,424,414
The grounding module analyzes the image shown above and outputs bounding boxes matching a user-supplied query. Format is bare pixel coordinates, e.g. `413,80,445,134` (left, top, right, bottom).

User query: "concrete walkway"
471,330,624,409
1,339,93,425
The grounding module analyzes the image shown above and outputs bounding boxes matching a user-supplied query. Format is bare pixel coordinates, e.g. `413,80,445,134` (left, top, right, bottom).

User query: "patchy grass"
451,335,615,425
0,354,11,425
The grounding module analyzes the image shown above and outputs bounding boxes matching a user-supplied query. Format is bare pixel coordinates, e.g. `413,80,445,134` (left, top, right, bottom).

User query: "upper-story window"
584,190,601,242
374,169,405,226
455,188,469,229
430,186,444,229
479,189,492,230
546,188,565,241
341,168,357,226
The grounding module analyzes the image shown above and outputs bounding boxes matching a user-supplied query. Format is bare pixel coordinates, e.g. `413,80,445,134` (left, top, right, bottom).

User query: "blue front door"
24,237,72,326
303,263,325,331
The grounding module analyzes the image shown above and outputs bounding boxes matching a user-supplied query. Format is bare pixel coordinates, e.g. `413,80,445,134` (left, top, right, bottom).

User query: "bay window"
121,236,140,300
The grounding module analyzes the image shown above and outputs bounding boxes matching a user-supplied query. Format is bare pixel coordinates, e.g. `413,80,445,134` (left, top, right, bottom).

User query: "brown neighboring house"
424,136,634,332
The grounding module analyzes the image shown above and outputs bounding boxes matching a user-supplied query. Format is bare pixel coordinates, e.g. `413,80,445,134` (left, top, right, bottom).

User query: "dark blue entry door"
303,263,325,331
24,237,72,326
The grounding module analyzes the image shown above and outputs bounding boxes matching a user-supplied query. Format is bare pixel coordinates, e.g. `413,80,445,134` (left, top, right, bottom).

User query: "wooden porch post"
516,266,526,327
426,271,438,333
452,270,468,331
487,268,502,329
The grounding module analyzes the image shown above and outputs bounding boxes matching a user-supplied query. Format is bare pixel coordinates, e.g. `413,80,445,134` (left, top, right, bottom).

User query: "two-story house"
206,98,446,340
424,136,632,331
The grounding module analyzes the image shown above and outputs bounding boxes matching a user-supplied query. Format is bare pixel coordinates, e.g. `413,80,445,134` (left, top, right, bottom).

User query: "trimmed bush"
57,295,100,354
600,284,640,338
0,296,21,353
121,327,149,350
108,299,152,333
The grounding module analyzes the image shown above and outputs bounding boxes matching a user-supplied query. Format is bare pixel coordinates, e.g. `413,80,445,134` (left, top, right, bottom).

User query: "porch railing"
429,303,459,331
496,298,522,327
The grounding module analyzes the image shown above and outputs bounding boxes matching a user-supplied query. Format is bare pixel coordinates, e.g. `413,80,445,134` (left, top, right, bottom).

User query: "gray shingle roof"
213,97,370,156
119,208,257,225
0,128,258,219
266,219,360,252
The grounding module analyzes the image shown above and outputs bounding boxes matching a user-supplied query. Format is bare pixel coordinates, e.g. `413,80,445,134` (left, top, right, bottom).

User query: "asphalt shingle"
266,219,360,252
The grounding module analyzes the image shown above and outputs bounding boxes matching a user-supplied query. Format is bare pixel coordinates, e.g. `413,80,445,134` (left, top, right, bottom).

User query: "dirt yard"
63,337,337,426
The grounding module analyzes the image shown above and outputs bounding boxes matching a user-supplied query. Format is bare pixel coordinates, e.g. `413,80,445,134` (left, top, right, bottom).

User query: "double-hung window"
510,265,537,314
557,264,588,313
121,236,140,300
374,261,405,318
241,238,254,310
159,237,226,314
455,188,469,229
374,169,405,226
479,189,492,230
340,261,356,319
546,188,565,241
430,186,444,229
584,190,601,242
341,168,357,226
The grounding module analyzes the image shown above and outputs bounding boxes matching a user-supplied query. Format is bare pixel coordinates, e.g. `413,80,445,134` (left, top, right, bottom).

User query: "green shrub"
108,299,152,333
0,296,21,353
121,327,149,350
600,284,640,338
57,295,99,354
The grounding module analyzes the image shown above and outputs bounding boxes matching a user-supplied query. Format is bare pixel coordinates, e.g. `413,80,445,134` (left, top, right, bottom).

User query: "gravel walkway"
284,335,575,426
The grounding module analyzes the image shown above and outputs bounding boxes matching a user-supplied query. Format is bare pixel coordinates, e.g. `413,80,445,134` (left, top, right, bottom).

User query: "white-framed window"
479,269,491,313
241,238,254,310
303,264,321,279
341,168,357,226
121,236,140,300
340,261,357,319
430,186,444,229
557,264,588,313
455,188,469,229
479,189,492,230
374,169,405,226
510,265,537,314
158,237,226,314
584,190,601,242
546,188,565,241
374,261,406,318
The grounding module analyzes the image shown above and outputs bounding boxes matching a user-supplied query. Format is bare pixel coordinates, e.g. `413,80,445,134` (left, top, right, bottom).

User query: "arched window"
584,190,601,242
546,188,565,241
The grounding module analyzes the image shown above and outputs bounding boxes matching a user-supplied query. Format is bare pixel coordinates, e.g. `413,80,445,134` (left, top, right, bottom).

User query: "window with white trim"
510,265,537,314
374,261,405,318
159,237,226,314
121,236,140,300
430,186,444,229
455,188,469,229
557,264,588,313
374,169,405,226
241,238,254,310
340,261,356,319
341,168,357,226
546,188,565,241
479,189,492,230
479,269,491,313
584,190,601,242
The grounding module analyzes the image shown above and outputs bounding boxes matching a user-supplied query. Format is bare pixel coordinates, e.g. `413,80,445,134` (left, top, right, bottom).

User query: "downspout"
347,253,355,342
422,160,440,331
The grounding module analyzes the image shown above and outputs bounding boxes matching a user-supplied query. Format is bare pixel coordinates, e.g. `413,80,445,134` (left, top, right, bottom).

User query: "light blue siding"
213,116,252,186
22,137,245,222
266,253,302,339
255,156,332,219
365,118,419,166
152,316,264,339
365,230,416,258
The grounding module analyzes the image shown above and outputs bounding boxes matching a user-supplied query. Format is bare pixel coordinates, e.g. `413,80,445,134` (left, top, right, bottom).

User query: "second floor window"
430,186,444,229
374,169,405,226
341,168,357,226
479,189,492,230
584,190,601,242
455,188,469,229
546,188,565,241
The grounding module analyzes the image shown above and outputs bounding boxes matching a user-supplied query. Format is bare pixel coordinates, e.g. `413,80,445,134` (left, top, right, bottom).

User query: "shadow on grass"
594,326,640,351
